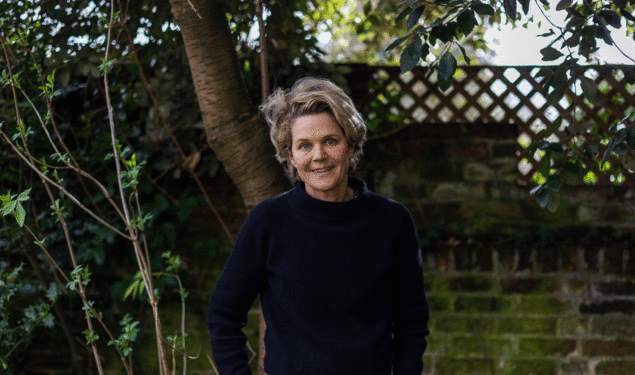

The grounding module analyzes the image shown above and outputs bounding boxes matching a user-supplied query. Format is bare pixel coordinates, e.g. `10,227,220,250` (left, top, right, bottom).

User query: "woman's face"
289,113,354,202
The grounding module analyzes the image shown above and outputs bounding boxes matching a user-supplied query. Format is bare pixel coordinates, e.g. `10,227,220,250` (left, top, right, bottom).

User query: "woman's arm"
206,207,269,375
391,206,430,375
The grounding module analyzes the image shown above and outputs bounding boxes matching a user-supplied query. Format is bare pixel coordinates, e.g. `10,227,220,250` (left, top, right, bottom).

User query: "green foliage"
108,314,140,357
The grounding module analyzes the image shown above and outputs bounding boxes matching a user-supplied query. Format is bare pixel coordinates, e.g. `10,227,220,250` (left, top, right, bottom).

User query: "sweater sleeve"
391,205,430,375
206,205,269,375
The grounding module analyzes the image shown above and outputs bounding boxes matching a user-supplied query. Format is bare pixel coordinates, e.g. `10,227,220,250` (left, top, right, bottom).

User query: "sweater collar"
287,176,374,222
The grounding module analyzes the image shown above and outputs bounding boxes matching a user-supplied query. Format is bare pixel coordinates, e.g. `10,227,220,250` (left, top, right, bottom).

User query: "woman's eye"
326,139,336,145
299,144,310,150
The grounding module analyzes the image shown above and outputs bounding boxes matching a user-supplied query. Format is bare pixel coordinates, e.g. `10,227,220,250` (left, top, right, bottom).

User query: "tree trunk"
169,1,288,374
169,0,288,209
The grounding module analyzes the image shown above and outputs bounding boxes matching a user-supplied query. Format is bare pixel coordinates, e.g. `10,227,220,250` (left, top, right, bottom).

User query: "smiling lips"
312,167,334,173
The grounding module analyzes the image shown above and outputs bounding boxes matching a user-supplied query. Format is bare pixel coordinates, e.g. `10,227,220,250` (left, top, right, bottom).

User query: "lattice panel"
362,65,635,186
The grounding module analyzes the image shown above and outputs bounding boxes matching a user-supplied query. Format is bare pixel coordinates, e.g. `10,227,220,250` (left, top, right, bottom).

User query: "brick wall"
421,245,635,375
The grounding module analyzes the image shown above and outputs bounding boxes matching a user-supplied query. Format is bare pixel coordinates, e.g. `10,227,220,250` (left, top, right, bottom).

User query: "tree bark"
169,0,288,209
169,1,288,374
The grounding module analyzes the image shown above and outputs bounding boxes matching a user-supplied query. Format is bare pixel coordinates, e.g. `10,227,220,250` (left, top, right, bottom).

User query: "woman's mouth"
312,167,334,173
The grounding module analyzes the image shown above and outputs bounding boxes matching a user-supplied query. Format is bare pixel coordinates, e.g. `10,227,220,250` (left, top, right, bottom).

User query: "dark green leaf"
613,141,627,155
624,66,635,85
626,127,635,150
385,36,410,52
596,27,612,45
518,0,530,14
563,162,582,174
438,51,457,81
621,8,635,22
471,2,495,15
457,9,477,35
458,44,472,65
400,37,423,73
539,153,551,177
438,76,452,91
556,0,572,10
396,7,414,24
363,1,372,16
579,76,597,96
407,5,426,30
546,174,564,190
598,10,621,28
540,46,564,61
586,90,604,107
17,188,31,202
546,190,560,212
531,185,550,209
537,140,551,150
503,0,517,20
602,135,618,165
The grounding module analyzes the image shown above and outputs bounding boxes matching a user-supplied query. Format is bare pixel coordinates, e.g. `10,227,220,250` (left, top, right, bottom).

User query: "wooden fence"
350,65,635,186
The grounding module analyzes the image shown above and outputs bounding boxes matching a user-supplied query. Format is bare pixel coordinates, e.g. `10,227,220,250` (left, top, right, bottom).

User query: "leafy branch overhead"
387,0,635,85
386,0,635,209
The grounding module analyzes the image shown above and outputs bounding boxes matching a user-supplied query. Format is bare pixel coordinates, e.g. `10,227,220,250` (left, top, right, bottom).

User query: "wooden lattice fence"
356,65,635,186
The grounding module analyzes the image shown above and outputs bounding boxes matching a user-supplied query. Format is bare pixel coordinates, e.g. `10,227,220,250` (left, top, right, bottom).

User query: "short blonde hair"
259,77,367,183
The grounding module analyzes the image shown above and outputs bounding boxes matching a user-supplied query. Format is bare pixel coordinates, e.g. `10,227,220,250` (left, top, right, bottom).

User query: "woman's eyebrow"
295,133,341,143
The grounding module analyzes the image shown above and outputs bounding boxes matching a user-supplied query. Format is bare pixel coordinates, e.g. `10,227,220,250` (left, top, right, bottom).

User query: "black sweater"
206,177,429,375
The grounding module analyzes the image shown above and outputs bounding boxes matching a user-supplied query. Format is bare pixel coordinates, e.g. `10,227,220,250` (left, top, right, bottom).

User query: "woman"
207,77,430,375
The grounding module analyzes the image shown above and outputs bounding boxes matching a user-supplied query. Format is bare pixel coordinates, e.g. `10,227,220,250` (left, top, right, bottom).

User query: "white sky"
483,2,635,65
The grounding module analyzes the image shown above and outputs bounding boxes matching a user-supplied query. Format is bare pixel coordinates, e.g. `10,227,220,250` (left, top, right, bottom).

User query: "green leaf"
438,51,457,82
518,0,530,14
458,44,472,65
613,141,627,156
2,200,17,216
626,127,635,150
471,1,495,15
395,7,413,24
530,185,550,209
385,36,410,52
399,36,423,73
579,76,597,96
539,153,551,177
503,0,517,20
596,26,612,45
602,135,619,165
546,174,564,190
540,46,564,61
546,190,560,212
457,9,477,36
598,10,621,28
17,188,31,202
406,5,426,30
556,0,572,10
15,203,26,227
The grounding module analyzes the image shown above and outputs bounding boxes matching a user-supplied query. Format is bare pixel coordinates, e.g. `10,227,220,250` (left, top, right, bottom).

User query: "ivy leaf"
385,36,410,52
503,0,517,20
540,46,564,61
438,51,457,82
407,5,426,31
471,1,495,15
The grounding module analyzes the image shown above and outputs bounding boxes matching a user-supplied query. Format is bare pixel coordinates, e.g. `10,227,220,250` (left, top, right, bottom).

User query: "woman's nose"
312,145,327,159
